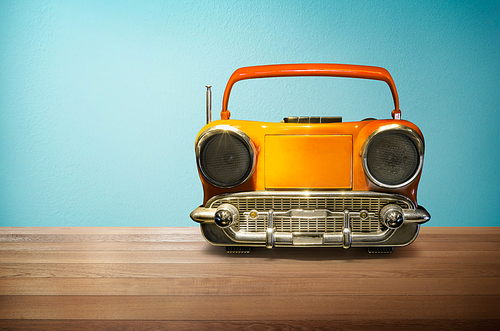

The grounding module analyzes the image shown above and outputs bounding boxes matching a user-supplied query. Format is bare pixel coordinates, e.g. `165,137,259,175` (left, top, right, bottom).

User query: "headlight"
196,126,256,188
362,125,424,188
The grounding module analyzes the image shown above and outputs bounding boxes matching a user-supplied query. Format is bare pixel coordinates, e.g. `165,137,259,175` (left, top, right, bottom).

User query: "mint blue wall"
1,0,499,227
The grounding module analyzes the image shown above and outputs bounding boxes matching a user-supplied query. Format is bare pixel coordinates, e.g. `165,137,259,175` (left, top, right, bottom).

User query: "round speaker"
363,126,423,188
196,126,255,188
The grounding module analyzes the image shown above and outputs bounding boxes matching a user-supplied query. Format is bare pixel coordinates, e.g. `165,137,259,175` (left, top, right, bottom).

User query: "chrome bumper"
191,191,430,248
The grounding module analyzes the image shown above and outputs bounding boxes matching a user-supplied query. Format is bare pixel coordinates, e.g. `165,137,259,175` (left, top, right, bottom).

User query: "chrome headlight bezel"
195,125,256,188
362,124,424,189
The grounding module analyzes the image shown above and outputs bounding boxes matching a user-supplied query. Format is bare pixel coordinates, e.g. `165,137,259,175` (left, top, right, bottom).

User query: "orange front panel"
265,135,352,189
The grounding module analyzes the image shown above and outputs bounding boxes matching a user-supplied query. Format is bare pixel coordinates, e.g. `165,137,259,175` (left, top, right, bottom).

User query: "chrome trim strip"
342,210,352,249
266,210,275,249
222,225,395,247
223,226,267,243
361,124,425,189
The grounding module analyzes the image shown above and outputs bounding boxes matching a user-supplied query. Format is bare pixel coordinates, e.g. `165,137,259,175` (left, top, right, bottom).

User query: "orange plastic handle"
221,63,401,120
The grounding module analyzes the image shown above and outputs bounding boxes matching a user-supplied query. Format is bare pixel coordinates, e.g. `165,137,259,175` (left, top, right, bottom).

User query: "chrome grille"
273,213,343,233
209,194,412,234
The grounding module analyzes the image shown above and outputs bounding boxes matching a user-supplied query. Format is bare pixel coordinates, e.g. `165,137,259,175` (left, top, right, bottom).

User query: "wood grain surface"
0,227,499,330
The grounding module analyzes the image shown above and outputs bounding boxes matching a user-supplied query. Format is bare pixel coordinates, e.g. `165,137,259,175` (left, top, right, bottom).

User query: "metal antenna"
206,86,212,124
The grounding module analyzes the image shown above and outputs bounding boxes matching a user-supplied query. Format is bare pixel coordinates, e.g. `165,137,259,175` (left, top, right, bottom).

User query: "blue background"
1,0,499,227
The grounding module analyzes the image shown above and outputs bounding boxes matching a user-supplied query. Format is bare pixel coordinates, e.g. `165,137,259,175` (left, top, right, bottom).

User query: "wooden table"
0,227,498,330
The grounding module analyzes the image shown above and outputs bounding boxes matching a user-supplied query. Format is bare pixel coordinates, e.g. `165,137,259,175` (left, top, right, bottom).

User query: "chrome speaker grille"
208,194,412,234
366,132,418,186
362,125,425,189
196,126,256,188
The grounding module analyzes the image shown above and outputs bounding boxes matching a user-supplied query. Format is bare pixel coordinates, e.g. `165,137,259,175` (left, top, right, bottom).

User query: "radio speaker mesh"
200,132,252,187
366,132,418,186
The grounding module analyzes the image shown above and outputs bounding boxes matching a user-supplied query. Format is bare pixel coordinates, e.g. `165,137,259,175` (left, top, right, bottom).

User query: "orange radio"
191,64,430,253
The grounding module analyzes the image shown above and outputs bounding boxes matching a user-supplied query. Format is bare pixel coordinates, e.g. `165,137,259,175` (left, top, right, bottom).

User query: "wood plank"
1,295,498,320
418,227,500,235
0,233,204,243
0,227,203,244
0,227,201,235
1,227,498,242
1,262,499,279
1,249,498,264
0,241,208,251
1,277,498,296
396,240,500,251
415,233,500,243
1,239,499,252
0,319,498,331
